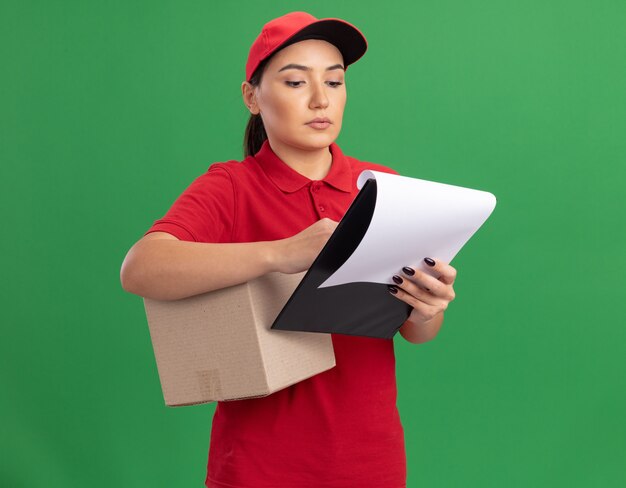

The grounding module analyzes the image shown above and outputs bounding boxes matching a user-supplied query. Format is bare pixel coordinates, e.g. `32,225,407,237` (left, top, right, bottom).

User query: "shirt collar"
252,139,352,194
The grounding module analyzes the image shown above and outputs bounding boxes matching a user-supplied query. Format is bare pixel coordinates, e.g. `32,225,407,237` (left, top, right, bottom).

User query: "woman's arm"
399,312,444,344
120,232,277,300
120,218,338,301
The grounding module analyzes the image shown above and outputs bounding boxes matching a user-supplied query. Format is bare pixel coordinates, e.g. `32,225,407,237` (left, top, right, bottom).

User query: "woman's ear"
241,81,259,115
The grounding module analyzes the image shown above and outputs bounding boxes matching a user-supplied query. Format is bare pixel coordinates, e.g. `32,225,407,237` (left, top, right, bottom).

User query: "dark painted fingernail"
388,285,398,294
402,266,415,276
424,257,435,267
392,275,403,284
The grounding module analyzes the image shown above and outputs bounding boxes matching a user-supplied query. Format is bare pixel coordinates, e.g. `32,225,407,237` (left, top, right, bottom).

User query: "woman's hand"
388,257,457,343
272,218,339,274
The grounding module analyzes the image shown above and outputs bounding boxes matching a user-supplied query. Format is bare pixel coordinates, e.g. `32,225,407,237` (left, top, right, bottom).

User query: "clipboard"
270,171,497,339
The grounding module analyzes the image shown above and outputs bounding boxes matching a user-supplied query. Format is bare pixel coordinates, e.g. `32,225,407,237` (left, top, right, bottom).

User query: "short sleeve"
144,164,236,243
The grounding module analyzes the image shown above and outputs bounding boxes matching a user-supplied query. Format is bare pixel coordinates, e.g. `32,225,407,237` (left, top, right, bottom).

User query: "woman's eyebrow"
278,63,345,72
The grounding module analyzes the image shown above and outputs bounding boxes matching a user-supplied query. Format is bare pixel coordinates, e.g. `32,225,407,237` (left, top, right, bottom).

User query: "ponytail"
243,113,267,158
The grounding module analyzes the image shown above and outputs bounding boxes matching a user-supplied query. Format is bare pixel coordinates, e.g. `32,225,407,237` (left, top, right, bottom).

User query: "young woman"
121,11,456,488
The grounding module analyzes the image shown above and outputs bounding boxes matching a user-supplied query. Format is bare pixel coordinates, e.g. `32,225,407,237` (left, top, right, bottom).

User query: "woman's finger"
423,257,457,285
389,284,446,317
390,276,439,306
400,265,448,297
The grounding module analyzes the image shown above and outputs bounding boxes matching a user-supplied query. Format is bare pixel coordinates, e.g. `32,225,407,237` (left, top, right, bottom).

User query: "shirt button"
319,205,325,212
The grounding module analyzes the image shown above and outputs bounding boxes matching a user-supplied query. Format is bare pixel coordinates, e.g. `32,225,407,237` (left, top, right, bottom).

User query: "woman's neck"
268,140,333,181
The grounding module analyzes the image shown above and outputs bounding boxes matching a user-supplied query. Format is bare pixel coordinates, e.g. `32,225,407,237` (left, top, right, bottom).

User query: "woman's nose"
309,82,329,109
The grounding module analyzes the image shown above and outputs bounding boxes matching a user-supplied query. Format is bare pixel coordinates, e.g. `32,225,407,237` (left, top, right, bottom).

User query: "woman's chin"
298,131,339,149
270,130,339,151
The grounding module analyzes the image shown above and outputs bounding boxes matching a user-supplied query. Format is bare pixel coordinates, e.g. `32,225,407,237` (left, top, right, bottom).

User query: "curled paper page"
318,170,497,288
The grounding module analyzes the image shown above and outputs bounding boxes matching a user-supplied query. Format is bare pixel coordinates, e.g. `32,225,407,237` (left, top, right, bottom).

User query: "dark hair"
243,56,272,158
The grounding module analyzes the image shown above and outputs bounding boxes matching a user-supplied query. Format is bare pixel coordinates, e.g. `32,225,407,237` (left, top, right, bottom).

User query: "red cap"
245,11,368,82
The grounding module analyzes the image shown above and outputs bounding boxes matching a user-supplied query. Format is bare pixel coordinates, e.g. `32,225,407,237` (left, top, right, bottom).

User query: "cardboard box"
143,271,336,406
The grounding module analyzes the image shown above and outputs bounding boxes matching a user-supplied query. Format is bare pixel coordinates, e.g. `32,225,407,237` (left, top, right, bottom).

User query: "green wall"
2,1,624,486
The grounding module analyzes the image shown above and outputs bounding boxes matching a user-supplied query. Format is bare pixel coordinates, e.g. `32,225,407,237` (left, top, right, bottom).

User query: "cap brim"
276,18,368,68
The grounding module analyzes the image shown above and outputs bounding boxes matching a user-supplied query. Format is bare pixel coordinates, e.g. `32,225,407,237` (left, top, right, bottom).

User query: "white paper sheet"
318,170,497,288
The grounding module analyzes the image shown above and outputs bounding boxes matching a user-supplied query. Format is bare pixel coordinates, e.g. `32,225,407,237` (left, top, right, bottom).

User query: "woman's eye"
284,81,344,88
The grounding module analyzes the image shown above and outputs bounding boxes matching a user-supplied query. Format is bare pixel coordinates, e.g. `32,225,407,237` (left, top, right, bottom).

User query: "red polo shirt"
144,139,406,488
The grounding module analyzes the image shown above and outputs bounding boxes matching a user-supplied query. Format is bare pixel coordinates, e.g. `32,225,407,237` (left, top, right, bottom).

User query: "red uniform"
145,139,406,488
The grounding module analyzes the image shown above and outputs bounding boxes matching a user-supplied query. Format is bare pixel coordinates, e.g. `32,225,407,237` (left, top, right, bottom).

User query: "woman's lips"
307,121,331,129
